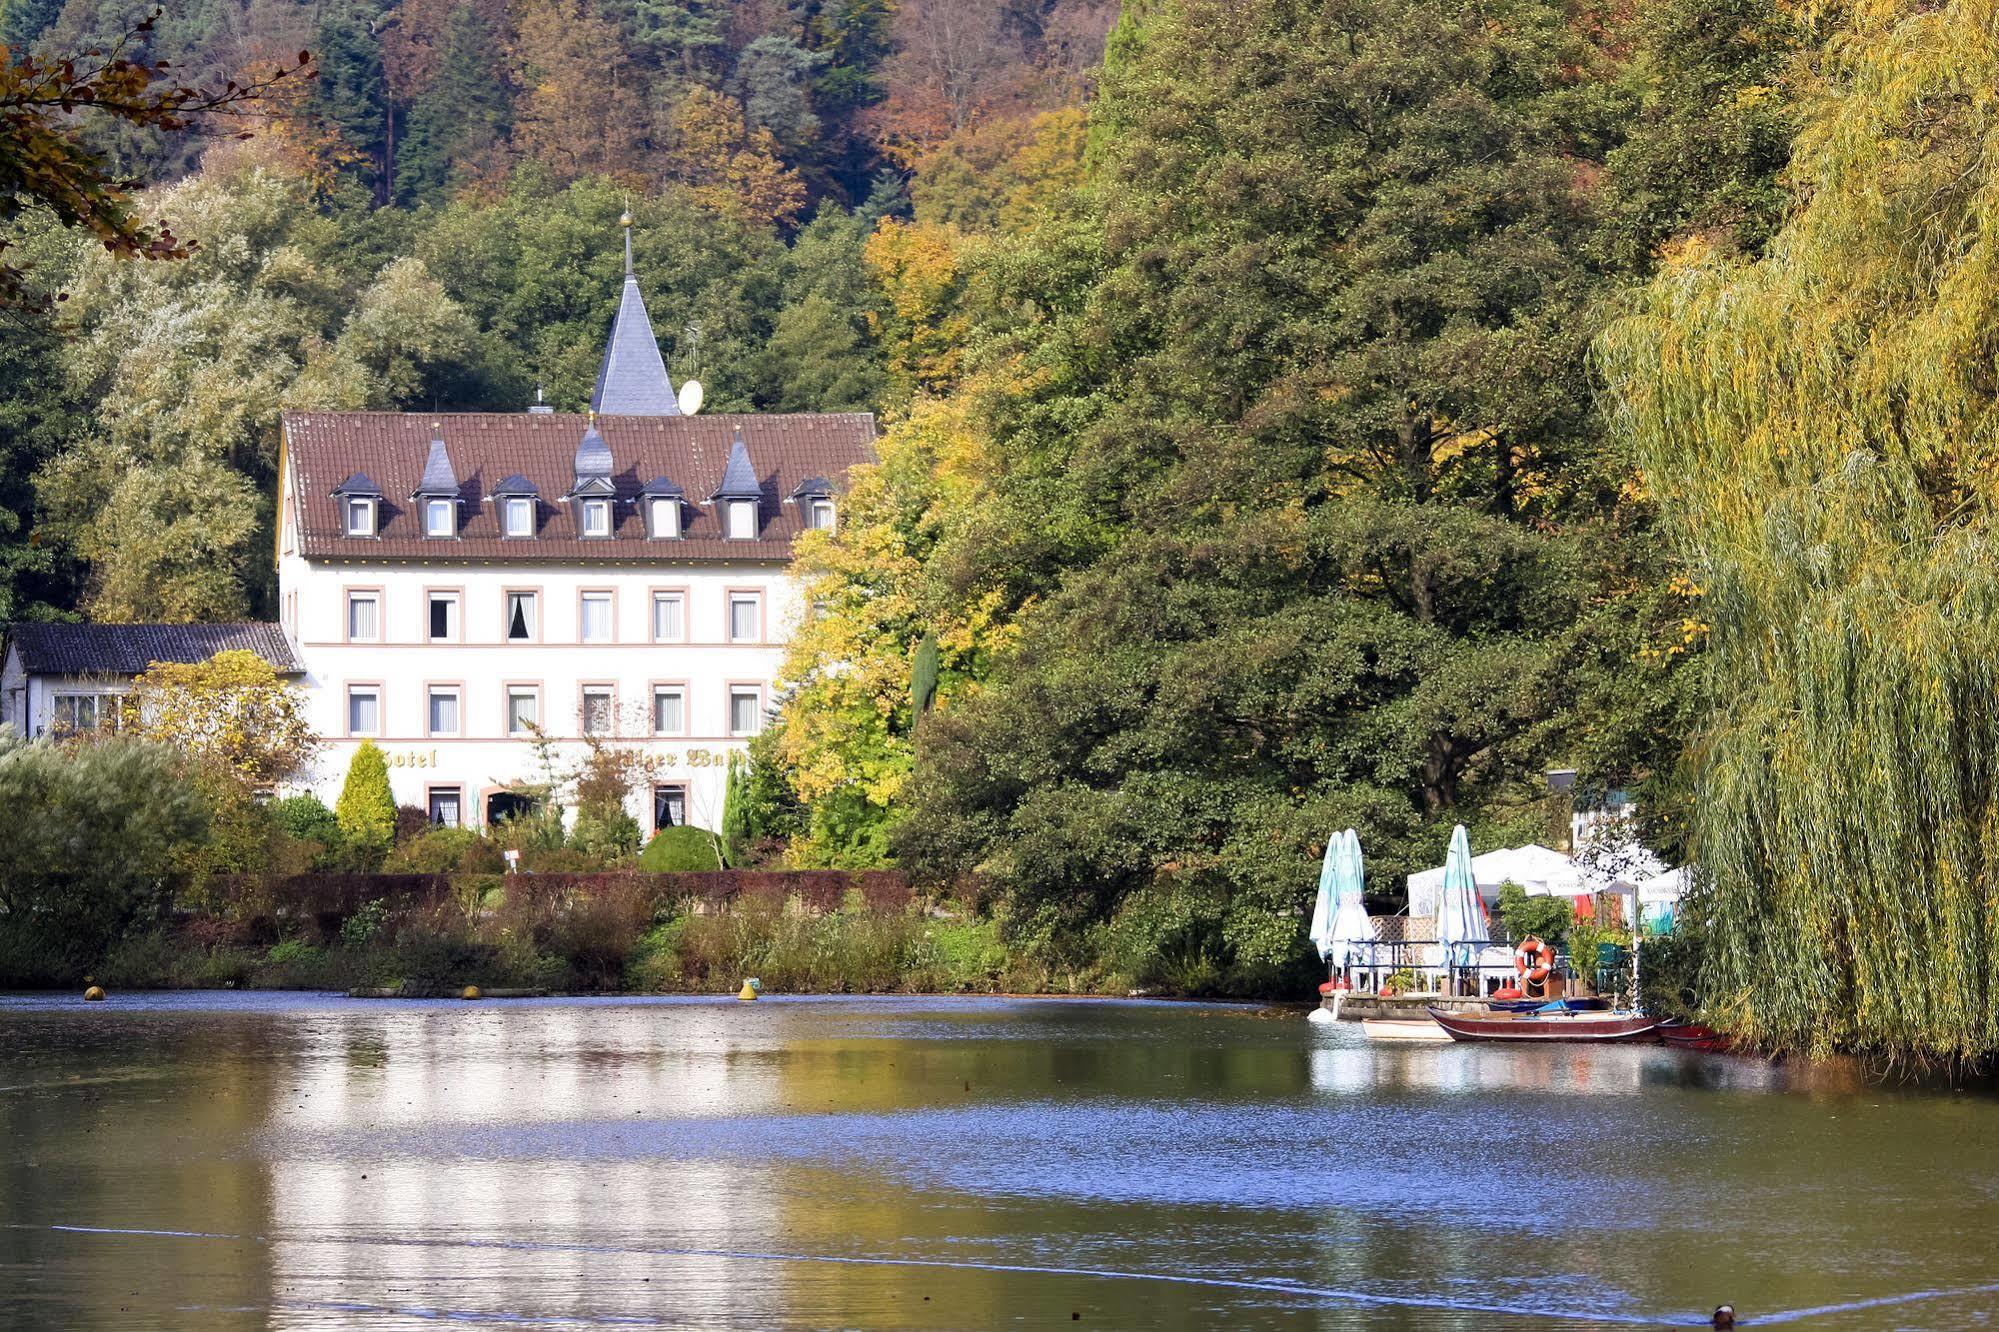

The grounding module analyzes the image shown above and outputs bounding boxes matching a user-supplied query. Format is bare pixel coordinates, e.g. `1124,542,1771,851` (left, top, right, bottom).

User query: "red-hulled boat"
1426,1006,1660,1043
1657,1019,1733,1052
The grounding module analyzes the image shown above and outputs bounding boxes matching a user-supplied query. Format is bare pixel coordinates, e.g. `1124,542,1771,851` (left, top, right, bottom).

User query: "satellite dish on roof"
678,379,704,416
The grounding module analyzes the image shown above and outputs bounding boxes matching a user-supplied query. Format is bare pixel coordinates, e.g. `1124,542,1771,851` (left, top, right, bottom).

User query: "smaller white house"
0,622,302,739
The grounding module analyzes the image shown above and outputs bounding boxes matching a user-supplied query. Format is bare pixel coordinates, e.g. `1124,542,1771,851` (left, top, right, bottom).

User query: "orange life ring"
1514,935,1553,984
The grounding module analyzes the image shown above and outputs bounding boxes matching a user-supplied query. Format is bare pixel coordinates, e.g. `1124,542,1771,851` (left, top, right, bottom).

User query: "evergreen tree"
335,741,398,859
393,1,513,205
733,35,825,153
309,0,393,199
630,0,723,78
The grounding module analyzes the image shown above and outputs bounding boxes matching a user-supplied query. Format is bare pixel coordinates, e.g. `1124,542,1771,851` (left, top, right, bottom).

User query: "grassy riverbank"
16,879,1309,999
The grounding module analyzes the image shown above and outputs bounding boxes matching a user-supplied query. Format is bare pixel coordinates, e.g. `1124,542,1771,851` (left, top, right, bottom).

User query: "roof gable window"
581,497,612,538
408,436,463,540
709,432,763,542
332,473,383,538
640,477,684,539
493,475,540,540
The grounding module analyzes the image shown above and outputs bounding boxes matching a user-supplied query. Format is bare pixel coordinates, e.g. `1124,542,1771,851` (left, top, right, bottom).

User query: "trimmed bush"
639,825,724,871
335,742,397,858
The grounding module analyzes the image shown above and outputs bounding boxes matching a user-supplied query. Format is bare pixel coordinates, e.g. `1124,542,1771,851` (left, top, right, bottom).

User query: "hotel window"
346,591,380,642
729,688,762,736
582,687,614,736
429,787,463,828
427,687,460,736
506,687,539,736
506,591,537,642
425,497,456,538
653,783,687,830
651,592,685,642
580,592,613,643
581,497,612,538
648,497,680,539
345,497,376,536
727,499,758,540
652,687,685,735
427,592,459,641
807,499,836,531
347,686,381,737
504,497,534,538
728,593,761,643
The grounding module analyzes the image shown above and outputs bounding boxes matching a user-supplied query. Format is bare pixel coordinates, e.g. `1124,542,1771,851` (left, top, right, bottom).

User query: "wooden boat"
1426,1006,1660,1043
1361,1017,1452,1043
1658,1019,1733,1052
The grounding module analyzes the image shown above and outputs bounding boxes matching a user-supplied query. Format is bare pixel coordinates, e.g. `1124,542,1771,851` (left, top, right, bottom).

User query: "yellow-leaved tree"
123,650,319,791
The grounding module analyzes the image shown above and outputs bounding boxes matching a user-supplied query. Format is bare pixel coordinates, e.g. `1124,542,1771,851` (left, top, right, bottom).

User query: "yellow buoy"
737,978,761,1001
82,986,106,1002
461,985,483,1000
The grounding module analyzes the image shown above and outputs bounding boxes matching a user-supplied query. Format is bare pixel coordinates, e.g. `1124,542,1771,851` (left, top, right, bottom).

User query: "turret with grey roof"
590,216,681,416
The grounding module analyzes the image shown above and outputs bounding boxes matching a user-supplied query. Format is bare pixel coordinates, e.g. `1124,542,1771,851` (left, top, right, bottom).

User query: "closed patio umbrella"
1307,834,1339,964
1328,829,1376,972
1435,824,1489,993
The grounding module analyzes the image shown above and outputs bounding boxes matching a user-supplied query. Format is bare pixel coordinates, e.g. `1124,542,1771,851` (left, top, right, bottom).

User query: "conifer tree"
335,741,398,859
394,1,513,204
308,0,393,198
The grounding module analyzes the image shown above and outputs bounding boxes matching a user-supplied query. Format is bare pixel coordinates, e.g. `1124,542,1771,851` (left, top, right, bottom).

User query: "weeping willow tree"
1600,0,1999,1062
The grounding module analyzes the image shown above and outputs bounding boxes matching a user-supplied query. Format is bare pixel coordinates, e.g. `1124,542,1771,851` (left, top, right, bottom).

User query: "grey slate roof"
491,473,540,497
571,422,607,490
638,475,686,498
410,438,461,498
332,472,382,497
709,435,762,500
5,622,301,676
590,275,681,416
789,474,835,499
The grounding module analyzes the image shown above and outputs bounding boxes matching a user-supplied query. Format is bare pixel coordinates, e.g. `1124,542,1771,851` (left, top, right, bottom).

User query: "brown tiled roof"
284,411,876,562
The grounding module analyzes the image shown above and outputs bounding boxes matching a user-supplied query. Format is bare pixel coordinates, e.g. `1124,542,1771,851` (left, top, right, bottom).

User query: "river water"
2,993,1997,1330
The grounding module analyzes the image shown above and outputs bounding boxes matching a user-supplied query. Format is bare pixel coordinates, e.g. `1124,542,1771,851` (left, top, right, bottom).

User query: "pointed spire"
574,418,614,485
709,429,762,501
591,215,681,416
410,433,460,498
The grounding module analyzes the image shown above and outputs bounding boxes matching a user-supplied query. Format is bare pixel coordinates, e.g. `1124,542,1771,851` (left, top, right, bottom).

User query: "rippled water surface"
3,992,1998,1329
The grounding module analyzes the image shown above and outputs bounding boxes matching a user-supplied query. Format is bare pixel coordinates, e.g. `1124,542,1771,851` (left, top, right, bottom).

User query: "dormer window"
807,499,836,532
345,497,377,536
790,475,837,535
582,498,612,538
333,472,384,538
727,500,758,540
493,475,540,539
409,437,462,540
649,497,680,539
639,476,685,539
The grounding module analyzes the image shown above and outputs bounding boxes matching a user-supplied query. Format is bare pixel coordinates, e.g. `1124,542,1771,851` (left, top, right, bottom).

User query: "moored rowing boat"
1426,1006,1660,1043
1362,1017,1452,1042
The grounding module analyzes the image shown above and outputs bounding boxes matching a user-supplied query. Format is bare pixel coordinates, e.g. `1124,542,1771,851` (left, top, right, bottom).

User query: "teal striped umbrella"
1435,824,1489,971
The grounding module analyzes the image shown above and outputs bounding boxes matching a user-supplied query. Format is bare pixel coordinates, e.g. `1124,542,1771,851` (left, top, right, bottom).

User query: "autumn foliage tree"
122,649,319,790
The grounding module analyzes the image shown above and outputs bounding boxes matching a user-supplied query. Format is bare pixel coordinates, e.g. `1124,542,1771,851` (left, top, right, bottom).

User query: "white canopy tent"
1405,844,1584,918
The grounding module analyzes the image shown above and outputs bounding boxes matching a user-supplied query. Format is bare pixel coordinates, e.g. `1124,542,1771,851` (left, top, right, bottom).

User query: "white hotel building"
2,243,875,836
